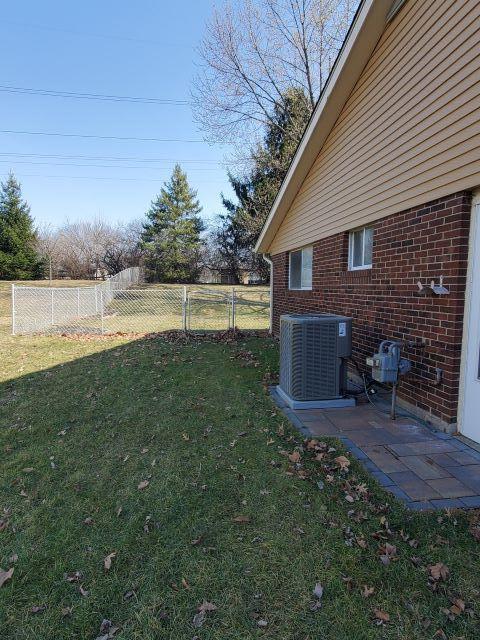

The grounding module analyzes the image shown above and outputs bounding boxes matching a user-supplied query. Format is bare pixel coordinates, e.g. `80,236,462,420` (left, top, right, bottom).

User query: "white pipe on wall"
262,254,273,335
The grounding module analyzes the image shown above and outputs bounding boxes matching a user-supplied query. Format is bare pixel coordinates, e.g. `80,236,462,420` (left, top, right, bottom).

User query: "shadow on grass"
0,335,479,640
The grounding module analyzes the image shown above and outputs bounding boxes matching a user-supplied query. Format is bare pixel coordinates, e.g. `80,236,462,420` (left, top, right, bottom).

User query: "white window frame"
289,246,313,290
348,226,373,271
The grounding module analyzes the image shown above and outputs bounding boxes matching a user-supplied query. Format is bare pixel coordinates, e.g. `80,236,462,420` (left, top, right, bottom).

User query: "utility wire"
0,159,221,171
0,84,190,105
1,19,189,48
0,129,221,144
2,172,222,184
0,152,223,164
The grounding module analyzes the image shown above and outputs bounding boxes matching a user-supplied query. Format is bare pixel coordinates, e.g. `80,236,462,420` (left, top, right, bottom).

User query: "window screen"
289,246,313,290
349,227,373,270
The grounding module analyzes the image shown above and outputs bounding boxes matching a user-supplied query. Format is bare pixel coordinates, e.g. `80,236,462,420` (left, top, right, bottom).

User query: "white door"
461,198,480,442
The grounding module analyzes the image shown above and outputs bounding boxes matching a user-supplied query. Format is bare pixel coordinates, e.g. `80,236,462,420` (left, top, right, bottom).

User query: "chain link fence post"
231,287,236,331
11,284,15,335
100,291,104,335
182,286,187,332
51,289,55,327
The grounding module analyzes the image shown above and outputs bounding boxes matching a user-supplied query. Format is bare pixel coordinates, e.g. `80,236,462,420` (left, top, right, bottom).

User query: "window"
289,246,313,290
348,226,373,270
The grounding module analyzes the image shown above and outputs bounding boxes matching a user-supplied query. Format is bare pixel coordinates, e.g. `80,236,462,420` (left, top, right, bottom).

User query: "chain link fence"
12,270,270,335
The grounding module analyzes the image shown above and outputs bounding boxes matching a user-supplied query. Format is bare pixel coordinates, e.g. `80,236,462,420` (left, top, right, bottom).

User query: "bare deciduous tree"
36,218,143,280
193,0,358,142
36,223,62,283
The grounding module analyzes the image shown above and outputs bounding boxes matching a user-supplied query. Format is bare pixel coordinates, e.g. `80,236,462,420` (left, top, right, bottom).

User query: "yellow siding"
269,0,480,254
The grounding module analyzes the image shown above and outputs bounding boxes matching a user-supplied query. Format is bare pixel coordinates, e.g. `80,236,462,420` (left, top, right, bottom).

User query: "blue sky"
0,0,233,229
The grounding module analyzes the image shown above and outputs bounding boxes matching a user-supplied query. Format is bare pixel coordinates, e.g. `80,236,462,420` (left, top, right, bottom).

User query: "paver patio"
271,389,480,510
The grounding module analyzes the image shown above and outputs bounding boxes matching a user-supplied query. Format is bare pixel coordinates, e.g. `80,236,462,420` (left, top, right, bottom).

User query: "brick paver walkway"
271,389,480,510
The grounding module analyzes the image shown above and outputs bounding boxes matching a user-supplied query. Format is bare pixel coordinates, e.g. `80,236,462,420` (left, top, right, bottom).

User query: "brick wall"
272,191,472,428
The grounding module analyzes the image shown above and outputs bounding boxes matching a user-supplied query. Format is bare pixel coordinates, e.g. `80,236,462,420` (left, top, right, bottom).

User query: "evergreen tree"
0,173,43,280
218,88,311,279
142,165,205,282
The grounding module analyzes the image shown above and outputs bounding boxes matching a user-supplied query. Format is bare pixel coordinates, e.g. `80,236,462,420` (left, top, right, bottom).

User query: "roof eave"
255,0,393,254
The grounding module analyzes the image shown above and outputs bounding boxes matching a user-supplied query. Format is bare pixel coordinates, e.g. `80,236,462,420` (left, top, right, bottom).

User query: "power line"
2,172,223,184
0,129,222,144
0,159,221,171
0,152,224,164
1,19,190,48
0,84,190,105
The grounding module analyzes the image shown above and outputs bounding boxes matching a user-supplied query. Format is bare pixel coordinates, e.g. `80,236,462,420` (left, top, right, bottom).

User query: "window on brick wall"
289,246,313,290
348,226,373,270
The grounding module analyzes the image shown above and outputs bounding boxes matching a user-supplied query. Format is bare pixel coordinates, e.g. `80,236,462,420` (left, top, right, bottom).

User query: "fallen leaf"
429,562,449,582
79,584,89,597
198,601,217,613
232,515,250,524
192,610,205,628
313,583,324,600
374,608,390,624
361,585,375,598
470,525,480,542
137,480,149,490
62,606,73,617
30,605,46,614
0,567,14,588
96,618,120,639
104,552,116,571
65,570,83,583
379,543,397,565
288,451,301,463
449,598,465,616
335,455,350,471
181,578,190,590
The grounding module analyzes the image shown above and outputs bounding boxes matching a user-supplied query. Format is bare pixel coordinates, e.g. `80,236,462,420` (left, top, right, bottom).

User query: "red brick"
271,191,472,425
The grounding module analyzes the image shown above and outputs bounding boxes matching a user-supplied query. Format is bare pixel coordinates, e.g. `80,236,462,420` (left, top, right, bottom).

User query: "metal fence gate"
11,272,270,336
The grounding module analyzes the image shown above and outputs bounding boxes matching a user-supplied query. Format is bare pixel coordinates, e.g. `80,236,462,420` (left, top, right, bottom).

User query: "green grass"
0,285,479,639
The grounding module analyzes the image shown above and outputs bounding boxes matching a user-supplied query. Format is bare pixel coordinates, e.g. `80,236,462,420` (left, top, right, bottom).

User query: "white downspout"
262,254,273,335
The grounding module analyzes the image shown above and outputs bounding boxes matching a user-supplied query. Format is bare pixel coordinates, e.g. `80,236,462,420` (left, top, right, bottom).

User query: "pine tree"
218,87,311,280
0,173,43,280
142,165,205,282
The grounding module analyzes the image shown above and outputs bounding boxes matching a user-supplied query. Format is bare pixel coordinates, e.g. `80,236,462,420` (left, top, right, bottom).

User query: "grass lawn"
0,290,479,638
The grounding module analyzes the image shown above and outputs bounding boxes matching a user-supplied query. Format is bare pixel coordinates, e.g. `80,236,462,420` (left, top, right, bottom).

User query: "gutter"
262,254,273,334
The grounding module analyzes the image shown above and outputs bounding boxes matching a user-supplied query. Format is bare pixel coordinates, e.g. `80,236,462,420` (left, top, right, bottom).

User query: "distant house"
198,267,264,285
256,0,480,442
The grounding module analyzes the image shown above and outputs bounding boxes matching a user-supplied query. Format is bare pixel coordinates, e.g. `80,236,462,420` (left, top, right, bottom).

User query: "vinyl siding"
269,0,480,255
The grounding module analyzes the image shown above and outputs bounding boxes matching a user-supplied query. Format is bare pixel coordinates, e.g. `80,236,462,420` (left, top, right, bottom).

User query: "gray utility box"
277,314,355,410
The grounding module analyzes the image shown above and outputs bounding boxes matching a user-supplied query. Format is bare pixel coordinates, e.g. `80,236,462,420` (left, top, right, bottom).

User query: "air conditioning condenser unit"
277,314,355,409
